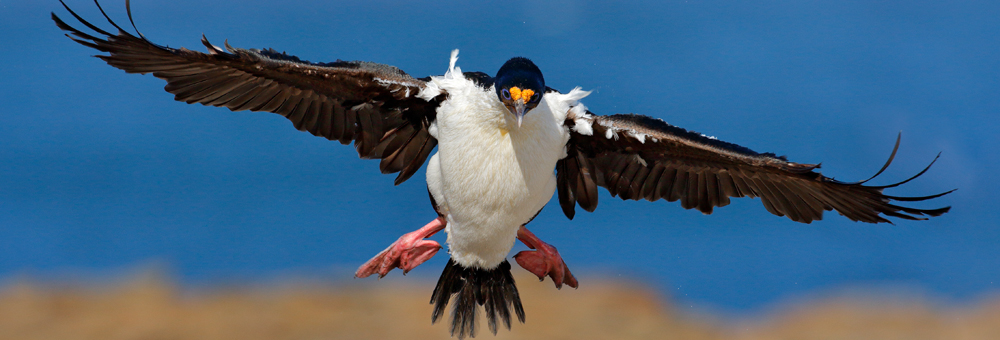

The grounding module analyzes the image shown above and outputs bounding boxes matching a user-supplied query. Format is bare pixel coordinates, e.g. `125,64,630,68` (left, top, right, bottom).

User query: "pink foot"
355,217,446,279
513,226,579,289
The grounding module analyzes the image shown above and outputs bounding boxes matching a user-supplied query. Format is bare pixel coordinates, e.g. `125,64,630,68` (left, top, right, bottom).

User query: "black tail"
430,259,525,339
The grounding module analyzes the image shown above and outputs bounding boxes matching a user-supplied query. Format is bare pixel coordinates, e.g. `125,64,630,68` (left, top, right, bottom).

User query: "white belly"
426,92,567,269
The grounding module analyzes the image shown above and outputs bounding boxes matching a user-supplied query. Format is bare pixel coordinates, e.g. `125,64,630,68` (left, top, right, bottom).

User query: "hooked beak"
513,100,527,127
503,99,528,128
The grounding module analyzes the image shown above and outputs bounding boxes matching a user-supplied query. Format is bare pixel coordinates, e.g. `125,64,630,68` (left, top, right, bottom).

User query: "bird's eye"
502,89,511,100
530,94,540,102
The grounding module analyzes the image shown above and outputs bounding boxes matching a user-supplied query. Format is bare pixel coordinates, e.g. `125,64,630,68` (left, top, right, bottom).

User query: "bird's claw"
355,218,445,279
356,239,441,279
514,234,578,289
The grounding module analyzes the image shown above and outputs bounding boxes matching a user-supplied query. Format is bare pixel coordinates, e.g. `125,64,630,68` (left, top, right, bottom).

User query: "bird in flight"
53,1,952,338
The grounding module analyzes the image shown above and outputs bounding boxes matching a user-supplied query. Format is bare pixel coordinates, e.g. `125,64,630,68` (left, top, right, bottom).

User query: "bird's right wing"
53,0,443,184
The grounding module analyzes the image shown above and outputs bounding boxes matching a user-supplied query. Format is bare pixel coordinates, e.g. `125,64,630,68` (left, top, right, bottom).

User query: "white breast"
423,51,590,269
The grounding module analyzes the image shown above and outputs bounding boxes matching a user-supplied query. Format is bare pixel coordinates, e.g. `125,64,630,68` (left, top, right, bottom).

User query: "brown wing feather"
558,112,953,224
53,0,442,185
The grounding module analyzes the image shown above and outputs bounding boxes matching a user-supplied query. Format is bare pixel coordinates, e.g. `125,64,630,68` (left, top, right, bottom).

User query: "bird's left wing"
53,1,443,185
557,112,952,223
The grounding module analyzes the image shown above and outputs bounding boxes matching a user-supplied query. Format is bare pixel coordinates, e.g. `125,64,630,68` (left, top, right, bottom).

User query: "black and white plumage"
53,1,952,339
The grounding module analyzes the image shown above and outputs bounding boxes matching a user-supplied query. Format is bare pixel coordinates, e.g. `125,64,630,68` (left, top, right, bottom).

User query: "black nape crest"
494,57,545,95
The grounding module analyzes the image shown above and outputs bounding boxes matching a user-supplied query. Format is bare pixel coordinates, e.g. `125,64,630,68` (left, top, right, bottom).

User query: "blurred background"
1,0,998,338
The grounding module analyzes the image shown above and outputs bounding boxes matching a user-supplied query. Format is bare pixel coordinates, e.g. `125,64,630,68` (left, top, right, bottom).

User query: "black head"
494,57,545,127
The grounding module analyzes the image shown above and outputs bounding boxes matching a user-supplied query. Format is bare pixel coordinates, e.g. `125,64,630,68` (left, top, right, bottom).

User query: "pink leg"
355,217,446,279
513,226,579,289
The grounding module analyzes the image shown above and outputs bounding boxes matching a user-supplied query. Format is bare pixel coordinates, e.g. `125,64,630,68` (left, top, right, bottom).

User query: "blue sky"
1,0,997,312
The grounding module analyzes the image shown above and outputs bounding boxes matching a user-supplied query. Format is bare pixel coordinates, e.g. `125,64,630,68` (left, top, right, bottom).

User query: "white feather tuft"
445,49,462,79
570,106,594,136
598,119,620,140
627,130,647,144
428,121,439,138
418,50,468,101
564,87,592,105
605,127,617,140
417,82,442,101
572,119,594,136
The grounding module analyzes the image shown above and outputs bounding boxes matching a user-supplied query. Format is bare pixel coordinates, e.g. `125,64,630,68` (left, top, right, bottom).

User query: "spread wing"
53,0,443,185
558,112,953,223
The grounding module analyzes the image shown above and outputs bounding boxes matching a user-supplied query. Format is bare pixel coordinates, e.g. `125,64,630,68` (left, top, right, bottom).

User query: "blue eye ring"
501,88,511,100
530,93,540,102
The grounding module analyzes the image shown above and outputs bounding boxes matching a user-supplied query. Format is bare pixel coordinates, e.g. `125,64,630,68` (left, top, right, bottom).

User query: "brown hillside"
1,274,997,340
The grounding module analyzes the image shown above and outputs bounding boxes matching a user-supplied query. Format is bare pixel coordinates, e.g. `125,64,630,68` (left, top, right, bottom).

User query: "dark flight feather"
558,112,952,224
53,0,443,185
